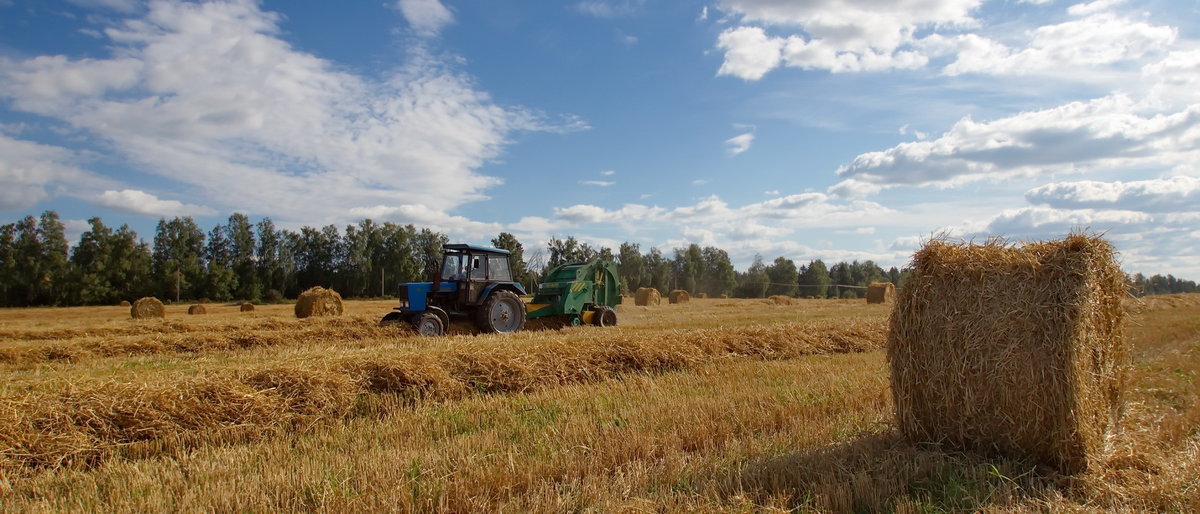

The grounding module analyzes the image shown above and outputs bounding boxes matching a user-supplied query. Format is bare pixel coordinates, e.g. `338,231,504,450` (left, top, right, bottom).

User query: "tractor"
382,243,621,336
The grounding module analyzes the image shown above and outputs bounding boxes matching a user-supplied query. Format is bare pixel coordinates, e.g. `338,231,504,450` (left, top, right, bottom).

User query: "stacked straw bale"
887,235,1128,474
668,290,690,304
865,282,896,304
634,287,661,306
187,304,206,315
130,297,165,319
294,287,344,318
240,302,255,312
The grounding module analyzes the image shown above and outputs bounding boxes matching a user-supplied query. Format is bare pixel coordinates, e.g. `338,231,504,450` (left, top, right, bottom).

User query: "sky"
1,0,1198,277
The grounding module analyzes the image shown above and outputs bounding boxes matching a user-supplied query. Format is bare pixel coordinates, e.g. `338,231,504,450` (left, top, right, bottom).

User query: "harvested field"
0,294,1196,511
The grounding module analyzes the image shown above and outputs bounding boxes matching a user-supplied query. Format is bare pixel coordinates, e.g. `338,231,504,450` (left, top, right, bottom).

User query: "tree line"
1,210,1195,307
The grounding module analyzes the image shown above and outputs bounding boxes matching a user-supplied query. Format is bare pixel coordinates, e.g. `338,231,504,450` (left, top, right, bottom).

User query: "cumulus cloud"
0,0,567,229
725,132,754,155
394,0,454,37
834,94,1200,190
1025,176,1200,212
94,189,217,217
0,134,108,210
581,180,615,187
714,0,978,78
943,12,1176,76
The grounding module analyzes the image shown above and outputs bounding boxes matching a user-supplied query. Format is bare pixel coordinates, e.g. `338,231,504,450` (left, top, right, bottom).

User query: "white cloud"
0,0,565,229
725,132,754,155
66,0,141,12
347,204,502,238
692,179,710,185
94,189,217,217
394,0,454,37
764,189,780,195
575,0,645,18
1143,50,1200,109
1067,0,1126,17
943,13,1176,76
581,180,615,187
599,169,615,176
835,94,1200,190
715,26,783,80
0,133,108,210
698,6,708,21
1025,176,1200,212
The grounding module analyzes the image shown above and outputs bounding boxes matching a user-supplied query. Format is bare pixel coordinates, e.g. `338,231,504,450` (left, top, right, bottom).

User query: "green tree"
699,246,736,296
797,259,831,298
734,255,769,298
226,213,260,301
617,242,645,294
546,236,597,271
204,223,237,301
152,217,206,301
765,256,798,297
414,228,448,280
644,247,670,294
0,223,15,306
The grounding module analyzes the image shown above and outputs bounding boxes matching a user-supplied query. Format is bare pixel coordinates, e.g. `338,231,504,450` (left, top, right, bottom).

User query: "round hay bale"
130,297,165,319
240,302,255,312
294,286,343,318
668,290,690,304
187,304,207,315
634,287,661,306
118,300,131,307
866,282,896,304
767,295,793,305
697,292,709,299
719,294,729,299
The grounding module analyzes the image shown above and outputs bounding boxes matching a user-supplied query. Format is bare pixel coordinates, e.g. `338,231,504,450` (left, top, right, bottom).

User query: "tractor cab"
438,244,516,304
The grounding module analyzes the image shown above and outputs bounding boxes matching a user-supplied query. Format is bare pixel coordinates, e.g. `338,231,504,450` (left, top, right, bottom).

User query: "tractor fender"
422,305,450,329
480,282,527,301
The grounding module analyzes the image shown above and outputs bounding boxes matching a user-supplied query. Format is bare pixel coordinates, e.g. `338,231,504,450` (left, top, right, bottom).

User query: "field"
0,295,1197,512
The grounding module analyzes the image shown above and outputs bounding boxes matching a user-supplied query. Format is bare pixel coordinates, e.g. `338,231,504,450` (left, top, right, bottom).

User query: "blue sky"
2,0,1199,276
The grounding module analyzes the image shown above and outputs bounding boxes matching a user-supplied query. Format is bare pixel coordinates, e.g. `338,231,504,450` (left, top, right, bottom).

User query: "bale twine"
888,235,1128,474
634,287,661,306
668,290,690,304
240,302,255,312
187,304,206,315
294,287,344,318
697,292,709,299
118,300,131,307
865,282,896,304
130,297,165,319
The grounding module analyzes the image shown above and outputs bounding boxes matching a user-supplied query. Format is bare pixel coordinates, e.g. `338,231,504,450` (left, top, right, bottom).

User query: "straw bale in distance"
634,287,661,306
294,287,344,318
187,304,207,315
887,234,1128,474
865,282,895,304
240,302,255,312
697,292,709,299
767,295,793,305
130,297,165,319
118,300,131,307
668,290,690,304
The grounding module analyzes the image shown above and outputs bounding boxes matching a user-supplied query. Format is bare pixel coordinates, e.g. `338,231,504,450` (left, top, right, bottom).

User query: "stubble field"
0,295,1196,512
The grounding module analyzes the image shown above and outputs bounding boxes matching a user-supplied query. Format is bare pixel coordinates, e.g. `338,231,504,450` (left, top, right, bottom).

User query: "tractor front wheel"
476,290,526,334
413,312,445,336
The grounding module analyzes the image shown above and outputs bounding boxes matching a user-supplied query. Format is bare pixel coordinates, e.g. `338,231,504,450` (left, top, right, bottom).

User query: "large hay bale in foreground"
888,235,1128,474
187,304,206,315
130,297,165,319
865,282,895,304
634,287,661,306
668,289,690,304
240,302,255,312
294,287,344,318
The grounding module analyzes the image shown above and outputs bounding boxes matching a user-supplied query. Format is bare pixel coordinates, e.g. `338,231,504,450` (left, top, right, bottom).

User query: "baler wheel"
594,307,617,327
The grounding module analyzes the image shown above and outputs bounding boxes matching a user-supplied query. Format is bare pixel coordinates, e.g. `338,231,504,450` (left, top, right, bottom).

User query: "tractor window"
488,255,511,281
469,255,486,280
441,254,463,280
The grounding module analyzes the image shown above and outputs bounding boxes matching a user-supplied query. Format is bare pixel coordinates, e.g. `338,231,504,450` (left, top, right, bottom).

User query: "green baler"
526,259,621,327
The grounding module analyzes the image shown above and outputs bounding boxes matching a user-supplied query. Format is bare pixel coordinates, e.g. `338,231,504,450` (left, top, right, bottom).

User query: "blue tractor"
381,244,528,336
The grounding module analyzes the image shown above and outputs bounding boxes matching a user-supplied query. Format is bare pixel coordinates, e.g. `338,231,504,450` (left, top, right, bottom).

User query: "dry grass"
0,294,1195,511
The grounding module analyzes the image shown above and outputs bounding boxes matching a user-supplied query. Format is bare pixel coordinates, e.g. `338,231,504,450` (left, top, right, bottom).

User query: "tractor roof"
443,243,511,255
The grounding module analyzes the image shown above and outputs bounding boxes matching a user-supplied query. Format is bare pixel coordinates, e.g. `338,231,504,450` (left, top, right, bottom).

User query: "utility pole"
175,268,181,303
380,268,385,297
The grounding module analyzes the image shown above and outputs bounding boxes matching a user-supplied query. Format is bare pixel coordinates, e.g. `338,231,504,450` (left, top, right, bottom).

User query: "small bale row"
634,287,661,306
887,234,1128,474
668,290,690,304
865,282,895,304
295,286,344,318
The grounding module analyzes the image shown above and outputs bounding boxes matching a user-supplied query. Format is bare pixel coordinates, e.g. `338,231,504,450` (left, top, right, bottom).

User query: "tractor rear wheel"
413,312,445,336
593,306,618,327
476,290,526,334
